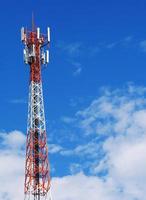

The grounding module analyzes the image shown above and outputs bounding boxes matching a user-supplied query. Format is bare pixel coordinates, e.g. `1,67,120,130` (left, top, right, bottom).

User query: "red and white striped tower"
21,21,52,200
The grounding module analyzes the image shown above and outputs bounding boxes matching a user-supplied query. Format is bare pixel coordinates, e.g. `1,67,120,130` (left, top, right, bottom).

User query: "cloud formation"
56,84,146,199
1,84,146,200
0,131,25,200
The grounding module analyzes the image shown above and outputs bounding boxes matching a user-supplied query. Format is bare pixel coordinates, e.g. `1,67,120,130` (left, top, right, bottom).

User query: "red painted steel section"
25,129,51,195
29,31,41,82
24,28,51,197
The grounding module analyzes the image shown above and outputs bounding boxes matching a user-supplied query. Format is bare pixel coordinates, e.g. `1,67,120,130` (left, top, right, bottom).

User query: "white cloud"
1,84,146,200
102,135,146,199
140,40,146,52
0,131,25,200
51,173,117,200
106,42,118,49
57,41,82,57
76,83,146,136
72,62,82,76
0,131,111,200
61,116,75,124
99,36,133,50
61,141,100,159
69,163,82,174
56,42,83,76
58,84,146,199
0,130,25,150
49,143,63,154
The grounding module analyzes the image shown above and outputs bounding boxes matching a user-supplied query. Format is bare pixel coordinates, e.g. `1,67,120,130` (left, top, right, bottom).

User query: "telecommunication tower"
21,21,52,200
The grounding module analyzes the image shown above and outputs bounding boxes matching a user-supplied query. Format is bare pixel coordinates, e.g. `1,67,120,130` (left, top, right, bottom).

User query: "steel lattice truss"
25,82,52,200
21,23,52,200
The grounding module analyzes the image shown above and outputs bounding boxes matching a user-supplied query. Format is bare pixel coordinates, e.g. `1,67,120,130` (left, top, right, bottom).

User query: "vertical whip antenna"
32,12,35,31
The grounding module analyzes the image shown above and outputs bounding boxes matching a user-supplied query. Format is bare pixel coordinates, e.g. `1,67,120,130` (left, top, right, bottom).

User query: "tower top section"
21,24,50,82
21,26,50,46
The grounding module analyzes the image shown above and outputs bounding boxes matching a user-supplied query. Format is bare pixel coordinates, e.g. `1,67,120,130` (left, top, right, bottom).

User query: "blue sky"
0,0,146,200
1,0,146,131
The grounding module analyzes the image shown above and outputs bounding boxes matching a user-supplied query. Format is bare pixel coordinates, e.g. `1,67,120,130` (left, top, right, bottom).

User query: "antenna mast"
21,20,52,200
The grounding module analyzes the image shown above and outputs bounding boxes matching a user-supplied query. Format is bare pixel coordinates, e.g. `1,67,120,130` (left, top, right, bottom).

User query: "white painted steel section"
25,81,53,200
27,81,46,134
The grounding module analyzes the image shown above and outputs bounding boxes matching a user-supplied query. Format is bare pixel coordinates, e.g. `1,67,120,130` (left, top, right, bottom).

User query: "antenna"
32,12,35,31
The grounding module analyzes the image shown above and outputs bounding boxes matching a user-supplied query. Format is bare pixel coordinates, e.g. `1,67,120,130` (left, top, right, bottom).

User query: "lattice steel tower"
21,21,52,200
